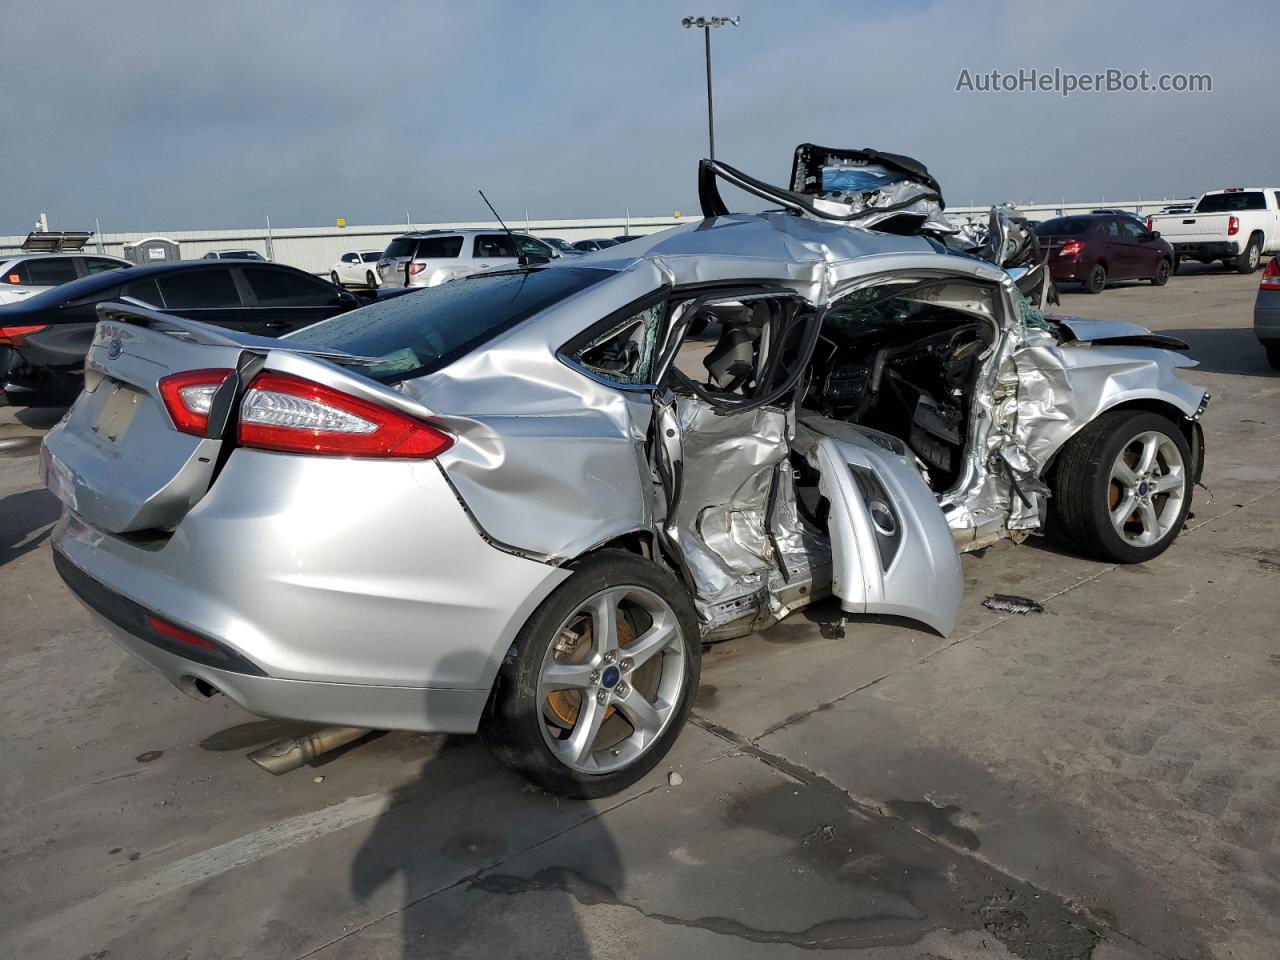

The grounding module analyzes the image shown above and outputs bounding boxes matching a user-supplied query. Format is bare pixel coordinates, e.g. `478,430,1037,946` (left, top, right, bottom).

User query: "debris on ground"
983,594,1045,615
801,824,837,846
818,616,847,639
668,771,684,787
313,776,324,784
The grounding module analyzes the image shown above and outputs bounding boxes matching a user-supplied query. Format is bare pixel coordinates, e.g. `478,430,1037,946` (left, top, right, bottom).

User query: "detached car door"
651,287,962,637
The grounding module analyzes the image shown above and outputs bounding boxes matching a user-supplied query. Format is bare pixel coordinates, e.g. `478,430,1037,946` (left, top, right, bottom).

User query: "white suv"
0,253,131,304
375,229,555,288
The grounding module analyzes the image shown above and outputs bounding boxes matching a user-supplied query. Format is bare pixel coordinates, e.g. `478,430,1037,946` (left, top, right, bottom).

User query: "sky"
0,0,1271,234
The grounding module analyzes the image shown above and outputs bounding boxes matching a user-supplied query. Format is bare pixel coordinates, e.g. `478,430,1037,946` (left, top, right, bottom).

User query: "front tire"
330,271,342,287
1084,263,1107,294
1151,258,1171,286
1050,410,1192,563
481,550,700,798
1237,236,1262,274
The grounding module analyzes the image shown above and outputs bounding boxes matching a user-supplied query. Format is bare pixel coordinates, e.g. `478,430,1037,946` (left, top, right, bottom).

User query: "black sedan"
0,260,386,406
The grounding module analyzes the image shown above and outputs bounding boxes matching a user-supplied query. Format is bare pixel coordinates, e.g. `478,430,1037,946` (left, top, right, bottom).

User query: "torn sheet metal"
661,395,790,628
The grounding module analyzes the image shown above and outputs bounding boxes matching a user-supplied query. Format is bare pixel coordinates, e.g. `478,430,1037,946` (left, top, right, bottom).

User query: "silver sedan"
41,210,1207,797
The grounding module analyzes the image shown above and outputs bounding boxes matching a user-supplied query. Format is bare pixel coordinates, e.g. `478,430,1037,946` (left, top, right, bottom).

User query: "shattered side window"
1010,285,1053,332
572,303,663,385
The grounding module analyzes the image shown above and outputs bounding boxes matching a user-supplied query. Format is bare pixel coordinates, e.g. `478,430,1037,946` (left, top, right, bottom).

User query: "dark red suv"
1036,214,1175,294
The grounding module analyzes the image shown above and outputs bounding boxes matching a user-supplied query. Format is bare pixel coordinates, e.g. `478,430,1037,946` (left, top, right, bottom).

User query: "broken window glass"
572,303,663,385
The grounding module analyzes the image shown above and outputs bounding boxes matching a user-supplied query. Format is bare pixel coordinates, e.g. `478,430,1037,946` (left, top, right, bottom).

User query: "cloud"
0,0,1270,234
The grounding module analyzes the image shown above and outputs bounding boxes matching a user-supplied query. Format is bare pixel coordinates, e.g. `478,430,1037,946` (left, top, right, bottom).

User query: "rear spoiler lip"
94,301,384,365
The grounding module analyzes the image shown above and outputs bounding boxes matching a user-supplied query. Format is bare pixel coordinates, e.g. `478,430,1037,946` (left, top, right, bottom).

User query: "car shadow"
347,665,615,957
1157,327,1276,378
0,488,60,567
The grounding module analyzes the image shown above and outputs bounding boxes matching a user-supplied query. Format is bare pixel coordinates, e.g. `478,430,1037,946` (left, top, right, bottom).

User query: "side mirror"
522,254,552,266
337,289,360,305
1150,230,1161,240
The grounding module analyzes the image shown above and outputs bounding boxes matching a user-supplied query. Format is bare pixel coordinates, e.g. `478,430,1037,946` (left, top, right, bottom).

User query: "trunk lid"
40,303,379,534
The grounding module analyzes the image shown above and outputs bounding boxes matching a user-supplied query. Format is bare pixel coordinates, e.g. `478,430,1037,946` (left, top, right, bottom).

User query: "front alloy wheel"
1050,410,1193,563
482,550,699,797
1106,431,1186,548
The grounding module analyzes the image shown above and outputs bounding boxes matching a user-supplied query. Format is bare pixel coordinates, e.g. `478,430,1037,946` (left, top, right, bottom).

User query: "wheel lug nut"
620,658,633,672
615,682,630,697
589,670,600,683
603,651,617,664
596,690,608,705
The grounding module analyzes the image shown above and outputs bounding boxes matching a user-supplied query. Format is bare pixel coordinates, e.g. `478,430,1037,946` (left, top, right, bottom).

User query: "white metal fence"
0,201,1194,276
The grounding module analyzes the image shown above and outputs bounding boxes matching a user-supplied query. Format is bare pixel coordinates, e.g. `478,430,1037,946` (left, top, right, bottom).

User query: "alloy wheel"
537,585,686,775
1108,431,1186,546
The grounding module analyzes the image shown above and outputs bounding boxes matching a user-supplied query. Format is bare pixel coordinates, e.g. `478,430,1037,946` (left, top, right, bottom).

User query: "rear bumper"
48,448,571,732
1172,240,1239,259
1047,261,1086,283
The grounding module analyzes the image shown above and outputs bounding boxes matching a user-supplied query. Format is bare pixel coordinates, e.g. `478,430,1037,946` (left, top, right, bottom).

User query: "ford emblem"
107,338,123,360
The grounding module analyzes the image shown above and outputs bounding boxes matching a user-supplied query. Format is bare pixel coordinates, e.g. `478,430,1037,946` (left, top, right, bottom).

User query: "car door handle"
264,320,290,329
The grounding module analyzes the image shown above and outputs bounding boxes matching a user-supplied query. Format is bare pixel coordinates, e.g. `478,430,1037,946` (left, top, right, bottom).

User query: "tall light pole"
681,16,739,161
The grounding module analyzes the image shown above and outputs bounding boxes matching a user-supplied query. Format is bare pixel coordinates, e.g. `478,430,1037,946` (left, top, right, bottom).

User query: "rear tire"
1084,263,1107,294
1266,344,1280,370
366,270,379,289
1050,410,1192,564
481,550,700,798
1151,258,1171,286
1237,236,1262,274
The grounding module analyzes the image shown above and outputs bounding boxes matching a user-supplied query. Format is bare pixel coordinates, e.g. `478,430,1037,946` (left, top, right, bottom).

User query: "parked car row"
326,233,649,289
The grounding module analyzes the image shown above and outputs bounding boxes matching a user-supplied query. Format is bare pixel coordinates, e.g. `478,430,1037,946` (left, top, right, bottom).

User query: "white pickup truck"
1147,188,1280,274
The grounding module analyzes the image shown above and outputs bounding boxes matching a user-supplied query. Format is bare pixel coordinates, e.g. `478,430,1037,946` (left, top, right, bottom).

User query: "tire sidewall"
1152,258,1170,286
1087,264,1106,293
482,551,701,798
331,271,342,286
1241,238,1261,273
1079,412,1193,563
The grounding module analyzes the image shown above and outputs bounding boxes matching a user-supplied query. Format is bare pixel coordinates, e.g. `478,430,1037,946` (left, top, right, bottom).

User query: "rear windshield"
1036,218,1094,237
289,267,611,383
383,236,463,260
1195,192,1266,213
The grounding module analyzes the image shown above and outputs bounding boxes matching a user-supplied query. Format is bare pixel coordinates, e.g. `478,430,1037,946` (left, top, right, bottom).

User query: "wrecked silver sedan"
41,150,1207,797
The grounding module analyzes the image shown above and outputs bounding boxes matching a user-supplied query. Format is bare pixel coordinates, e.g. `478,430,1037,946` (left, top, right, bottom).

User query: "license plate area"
91,380,144,444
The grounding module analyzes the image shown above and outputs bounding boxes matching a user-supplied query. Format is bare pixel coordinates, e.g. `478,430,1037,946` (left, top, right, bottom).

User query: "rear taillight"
1228,216,1240,237
158,368,234,436
237,371,452,459
1145,217,1153,231
1059,240,1084,257
0,324,48,346
407,262,427,275
4,273,21,284
1260,257,1280,290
